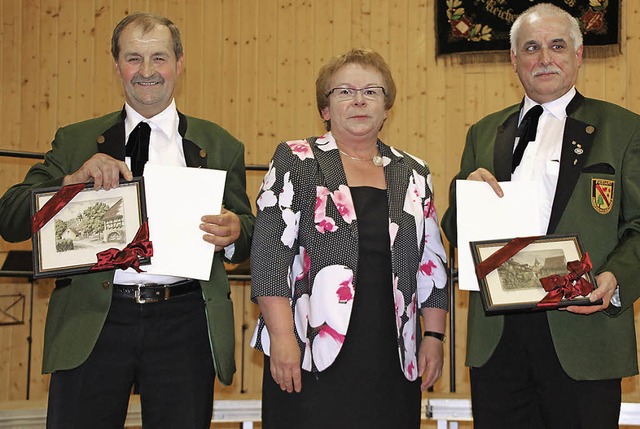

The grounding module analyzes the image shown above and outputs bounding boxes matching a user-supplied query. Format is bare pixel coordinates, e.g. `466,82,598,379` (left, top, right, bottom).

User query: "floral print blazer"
250,132,448,380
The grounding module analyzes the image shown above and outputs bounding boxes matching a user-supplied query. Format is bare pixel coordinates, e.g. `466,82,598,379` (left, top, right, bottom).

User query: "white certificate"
142,164,227,281
456,180,545,291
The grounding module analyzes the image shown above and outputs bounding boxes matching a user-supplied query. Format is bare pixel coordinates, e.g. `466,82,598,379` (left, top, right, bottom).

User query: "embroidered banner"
436,0,620,59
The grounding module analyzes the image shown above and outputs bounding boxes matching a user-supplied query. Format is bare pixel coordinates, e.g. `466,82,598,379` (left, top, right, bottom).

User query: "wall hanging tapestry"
436,0,620,61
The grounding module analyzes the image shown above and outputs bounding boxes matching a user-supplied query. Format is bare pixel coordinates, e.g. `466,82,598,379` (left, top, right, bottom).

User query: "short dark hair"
316,48,396,131
111,12,183,61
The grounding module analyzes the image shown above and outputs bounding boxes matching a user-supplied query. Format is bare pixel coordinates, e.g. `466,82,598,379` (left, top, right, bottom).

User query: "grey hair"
510,3,583,55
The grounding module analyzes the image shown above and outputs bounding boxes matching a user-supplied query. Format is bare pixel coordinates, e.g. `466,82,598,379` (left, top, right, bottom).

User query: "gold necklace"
338,148,384,167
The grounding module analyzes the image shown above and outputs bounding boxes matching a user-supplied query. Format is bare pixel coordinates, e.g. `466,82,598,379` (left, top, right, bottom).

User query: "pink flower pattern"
286,139,314,160
250,133,447,381
331,185,356,224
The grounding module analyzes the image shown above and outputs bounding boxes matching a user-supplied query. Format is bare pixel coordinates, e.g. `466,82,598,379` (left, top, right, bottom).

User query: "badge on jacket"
591,178,614,214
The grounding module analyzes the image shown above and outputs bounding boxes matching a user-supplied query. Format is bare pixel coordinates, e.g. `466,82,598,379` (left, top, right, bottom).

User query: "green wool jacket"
442,92,640,381
0,110,255,385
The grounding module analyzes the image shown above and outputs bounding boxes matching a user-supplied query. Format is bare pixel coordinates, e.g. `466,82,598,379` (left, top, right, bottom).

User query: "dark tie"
125,122,151,177
512,105,543,173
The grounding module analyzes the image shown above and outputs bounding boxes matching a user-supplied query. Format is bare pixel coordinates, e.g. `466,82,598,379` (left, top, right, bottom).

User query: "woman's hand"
256,296,303,393
418,336,444,390
269,332,302,393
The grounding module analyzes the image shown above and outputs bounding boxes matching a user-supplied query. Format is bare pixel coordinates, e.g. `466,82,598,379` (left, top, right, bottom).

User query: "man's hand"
62,153,132,190
200,208,241,251
468,167,504,197
564,271,617,314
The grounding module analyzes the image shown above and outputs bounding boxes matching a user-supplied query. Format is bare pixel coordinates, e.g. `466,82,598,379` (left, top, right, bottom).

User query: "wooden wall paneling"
351,0,372,50
18,1,40,158
275,0,296,141
293,0,316,141
201,1,223,125
252,0,277,165
220,0,240,137
94,0,118,118
582,58,606,102
0,281,14,400
39,0,59,153
58,0,77,127
111,0,133,110
406,0,429,160
230,280,261,398
0,0,24,237
237,0,259,170
129,0,150,15
75,0,95,121
310,0,333,136
180,0,204,118
422,7,449,219
329,0,351,56
603,55,627,108
385,0,408,153
163,0,183,29
368,0,390,60
1,0,32,265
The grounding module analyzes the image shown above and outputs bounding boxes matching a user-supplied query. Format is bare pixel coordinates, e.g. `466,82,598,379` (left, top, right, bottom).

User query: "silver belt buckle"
134,283,161,304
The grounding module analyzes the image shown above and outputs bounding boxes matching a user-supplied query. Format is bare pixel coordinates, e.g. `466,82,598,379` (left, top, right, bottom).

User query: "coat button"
96,135,105,144
102,281,110,289
585,125,595,134
199,149,207,158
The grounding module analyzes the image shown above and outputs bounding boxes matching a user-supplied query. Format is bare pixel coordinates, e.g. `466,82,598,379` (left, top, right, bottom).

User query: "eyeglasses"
326,86,387,101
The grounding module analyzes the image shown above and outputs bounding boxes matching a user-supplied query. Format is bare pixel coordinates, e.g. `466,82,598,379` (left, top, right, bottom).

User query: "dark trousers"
470,311,621,429
46,289,215,429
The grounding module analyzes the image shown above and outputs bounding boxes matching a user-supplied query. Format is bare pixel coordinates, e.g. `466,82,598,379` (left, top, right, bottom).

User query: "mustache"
532,67,561,77
131,74,164,84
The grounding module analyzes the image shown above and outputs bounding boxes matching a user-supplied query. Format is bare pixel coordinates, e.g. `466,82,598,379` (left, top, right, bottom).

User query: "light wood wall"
1,0,640,413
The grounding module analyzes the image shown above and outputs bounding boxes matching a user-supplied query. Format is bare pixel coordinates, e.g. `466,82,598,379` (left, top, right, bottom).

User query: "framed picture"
470,234,599,315
31,178,148,279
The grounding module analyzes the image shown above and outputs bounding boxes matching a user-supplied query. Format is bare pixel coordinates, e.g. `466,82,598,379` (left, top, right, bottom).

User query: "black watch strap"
423,330,445,341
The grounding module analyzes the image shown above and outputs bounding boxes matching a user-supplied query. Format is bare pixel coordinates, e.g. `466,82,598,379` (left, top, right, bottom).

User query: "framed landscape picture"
470,234,599,314
31,178,148,278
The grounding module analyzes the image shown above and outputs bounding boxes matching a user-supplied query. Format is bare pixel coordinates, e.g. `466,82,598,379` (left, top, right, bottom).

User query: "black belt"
113,279,200,304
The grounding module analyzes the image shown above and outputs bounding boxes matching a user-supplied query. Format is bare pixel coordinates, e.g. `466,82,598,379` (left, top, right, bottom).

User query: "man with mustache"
0,12,254,428
442,4,640,428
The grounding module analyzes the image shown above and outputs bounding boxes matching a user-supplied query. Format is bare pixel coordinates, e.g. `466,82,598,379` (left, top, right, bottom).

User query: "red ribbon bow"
91,222,153,273
536,253,594,309
31,183,86,234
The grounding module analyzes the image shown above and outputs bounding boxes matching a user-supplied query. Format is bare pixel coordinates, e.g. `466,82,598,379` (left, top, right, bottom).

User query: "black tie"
512,105,543,173
125,122,151,177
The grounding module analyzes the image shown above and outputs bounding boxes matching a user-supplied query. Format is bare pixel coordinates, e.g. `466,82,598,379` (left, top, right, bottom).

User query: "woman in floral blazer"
250,49,448,429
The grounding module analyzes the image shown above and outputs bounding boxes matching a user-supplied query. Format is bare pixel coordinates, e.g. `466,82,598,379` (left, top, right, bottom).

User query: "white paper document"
456,180,545,291
142,164,227,281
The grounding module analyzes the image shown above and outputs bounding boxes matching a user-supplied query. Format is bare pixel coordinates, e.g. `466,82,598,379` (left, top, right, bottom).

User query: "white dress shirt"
512,87,576,231
115,100,187,285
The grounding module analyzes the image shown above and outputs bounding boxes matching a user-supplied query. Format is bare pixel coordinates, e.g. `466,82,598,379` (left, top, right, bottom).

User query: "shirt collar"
522,86,576,121
124,99,178,138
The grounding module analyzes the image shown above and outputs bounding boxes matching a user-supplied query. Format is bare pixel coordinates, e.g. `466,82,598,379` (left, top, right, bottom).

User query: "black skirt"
262,187,421,429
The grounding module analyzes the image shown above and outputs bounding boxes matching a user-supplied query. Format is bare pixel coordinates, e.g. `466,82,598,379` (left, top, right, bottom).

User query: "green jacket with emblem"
442,92,640,380
0,110,255,386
